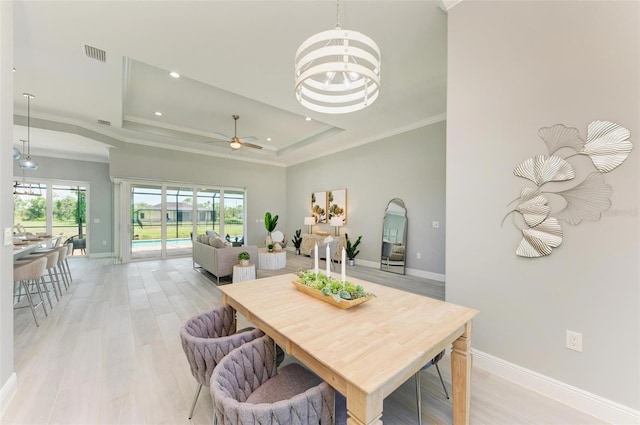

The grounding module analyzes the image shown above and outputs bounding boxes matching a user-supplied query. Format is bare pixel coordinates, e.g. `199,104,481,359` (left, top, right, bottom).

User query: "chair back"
211,335,335,424
180,305,264,387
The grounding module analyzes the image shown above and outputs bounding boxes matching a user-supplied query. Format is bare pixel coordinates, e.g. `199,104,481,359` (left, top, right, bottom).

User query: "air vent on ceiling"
83,44,106,62
97,119,111,126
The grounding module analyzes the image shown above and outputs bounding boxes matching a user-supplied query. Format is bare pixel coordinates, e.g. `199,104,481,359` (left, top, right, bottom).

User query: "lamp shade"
304,217,316,226
330,217,344,227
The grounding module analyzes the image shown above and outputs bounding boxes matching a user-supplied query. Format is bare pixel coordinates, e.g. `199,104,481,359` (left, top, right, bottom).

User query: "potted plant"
264,212,279,246
237,251,250,267
291,229,303,255
267,243,274,253
345,233,362,266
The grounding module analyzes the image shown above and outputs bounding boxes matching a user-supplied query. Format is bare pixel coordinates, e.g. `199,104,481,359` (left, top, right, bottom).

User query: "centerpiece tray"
291,280,373,309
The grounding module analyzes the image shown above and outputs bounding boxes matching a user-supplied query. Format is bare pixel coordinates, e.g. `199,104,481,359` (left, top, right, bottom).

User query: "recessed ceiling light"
266,137,272,142
305,117,312,121
154,111,163,116
169,71,180,79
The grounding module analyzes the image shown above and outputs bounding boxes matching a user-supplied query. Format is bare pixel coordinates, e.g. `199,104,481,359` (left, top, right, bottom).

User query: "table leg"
451,320,473,425
345,385,383,425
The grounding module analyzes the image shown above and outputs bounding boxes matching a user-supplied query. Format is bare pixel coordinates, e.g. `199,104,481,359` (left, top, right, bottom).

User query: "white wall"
0,1,15,414
447,1,639,409
286,122,446,275
109,144,287,247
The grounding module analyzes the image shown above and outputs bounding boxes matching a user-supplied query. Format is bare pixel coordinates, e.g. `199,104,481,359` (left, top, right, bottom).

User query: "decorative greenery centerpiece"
264,212,279,246
291,229,303,254
267,243,274,252
237,251,250,266
295,270,375,303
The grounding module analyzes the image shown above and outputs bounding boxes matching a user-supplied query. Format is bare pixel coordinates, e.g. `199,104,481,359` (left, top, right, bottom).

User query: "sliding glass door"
13,179,88,254
165,186,194,257
127,182,243,261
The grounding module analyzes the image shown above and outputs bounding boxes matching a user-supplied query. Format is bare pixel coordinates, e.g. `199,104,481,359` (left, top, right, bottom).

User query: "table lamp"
330,216,344,236
304,217,315,234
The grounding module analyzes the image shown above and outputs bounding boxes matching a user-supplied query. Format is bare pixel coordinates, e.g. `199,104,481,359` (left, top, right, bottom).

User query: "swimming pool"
131,238,192,248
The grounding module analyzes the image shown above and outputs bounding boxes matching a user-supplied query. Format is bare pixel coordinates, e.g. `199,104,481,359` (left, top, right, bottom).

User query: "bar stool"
33,244,70,292
64,242,73,283
14,256,48,327
26,250,60,304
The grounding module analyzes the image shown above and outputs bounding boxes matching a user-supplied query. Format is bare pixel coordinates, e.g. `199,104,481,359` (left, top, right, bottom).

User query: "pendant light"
18,93,39,170
13,147,21,160
294,0,381,114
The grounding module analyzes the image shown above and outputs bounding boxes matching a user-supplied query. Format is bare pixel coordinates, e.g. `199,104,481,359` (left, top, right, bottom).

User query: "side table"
258,249,286,270
232,263,256,283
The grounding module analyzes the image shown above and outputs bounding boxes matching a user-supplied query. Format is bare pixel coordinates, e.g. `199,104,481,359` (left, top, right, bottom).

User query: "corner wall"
286,122,446,276
0,1,15,415
446,0,639,411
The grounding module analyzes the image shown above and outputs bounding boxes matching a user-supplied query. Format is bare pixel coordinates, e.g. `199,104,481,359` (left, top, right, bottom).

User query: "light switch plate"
4,228,13,246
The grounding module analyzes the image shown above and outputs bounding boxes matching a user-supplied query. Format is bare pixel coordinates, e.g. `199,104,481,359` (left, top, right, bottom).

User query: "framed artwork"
328,189,347,223
311,191,327,224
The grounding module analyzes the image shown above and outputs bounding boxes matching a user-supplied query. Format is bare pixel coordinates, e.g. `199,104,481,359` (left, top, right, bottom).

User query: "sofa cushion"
206,230,219,237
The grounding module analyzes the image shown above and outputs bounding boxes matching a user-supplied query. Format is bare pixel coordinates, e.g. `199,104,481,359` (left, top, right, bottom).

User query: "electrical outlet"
566,330,583,352
432,221,440,228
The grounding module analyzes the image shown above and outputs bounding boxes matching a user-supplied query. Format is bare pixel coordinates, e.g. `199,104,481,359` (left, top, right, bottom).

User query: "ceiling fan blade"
213,132,232,141
239,136,257,142
240,141,263,150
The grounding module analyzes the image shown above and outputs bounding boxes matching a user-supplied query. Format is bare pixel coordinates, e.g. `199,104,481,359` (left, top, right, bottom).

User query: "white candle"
326,244,331,276
314,243,319,275
341,247,346,282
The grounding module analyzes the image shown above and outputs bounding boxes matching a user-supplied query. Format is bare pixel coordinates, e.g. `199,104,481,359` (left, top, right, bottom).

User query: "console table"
300,234,345,261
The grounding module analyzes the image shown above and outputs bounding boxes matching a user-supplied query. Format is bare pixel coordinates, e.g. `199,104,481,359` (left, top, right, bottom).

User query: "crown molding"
439,0,464,13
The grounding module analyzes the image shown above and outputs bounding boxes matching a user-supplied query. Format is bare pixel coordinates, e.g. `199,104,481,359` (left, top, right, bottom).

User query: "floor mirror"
380,198,407,275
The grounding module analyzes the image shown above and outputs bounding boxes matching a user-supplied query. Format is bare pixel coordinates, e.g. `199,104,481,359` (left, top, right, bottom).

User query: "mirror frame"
380,198,407,275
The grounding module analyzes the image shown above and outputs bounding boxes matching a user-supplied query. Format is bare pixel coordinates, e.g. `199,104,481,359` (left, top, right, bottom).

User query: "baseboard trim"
405,268,446,282
353,259,446,282
88,252,114,259
0,373,17,418
472,349,640,425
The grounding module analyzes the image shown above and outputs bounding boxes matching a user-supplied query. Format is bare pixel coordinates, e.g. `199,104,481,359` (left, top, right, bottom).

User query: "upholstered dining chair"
415,350,449,425
210,334,335,425
180,305,265,420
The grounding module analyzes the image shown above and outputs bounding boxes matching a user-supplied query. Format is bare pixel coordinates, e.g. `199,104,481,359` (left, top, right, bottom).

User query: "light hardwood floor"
3,253,605,424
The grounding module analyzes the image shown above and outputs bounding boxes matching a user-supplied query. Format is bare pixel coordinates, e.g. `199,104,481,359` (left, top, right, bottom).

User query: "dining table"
218,272,479,425
12,235,63,260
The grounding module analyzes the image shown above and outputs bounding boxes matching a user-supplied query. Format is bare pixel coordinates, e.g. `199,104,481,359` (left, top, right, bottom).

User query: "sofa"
192,234,258,284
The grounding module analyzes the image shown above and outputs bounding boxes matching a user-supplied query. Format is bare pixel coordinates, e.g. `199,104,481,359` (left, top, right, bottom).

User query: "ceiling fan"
209,115,262,150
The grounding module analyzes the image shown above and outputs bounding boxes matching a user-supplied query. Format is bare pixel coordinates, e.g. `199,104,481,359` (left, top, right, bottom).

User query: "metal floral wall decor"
504,121,633,258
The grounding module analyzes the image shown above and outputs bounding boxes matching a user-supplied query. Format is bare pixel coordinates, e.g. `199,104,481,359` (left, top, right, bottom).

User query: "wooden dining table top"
219,272,478,398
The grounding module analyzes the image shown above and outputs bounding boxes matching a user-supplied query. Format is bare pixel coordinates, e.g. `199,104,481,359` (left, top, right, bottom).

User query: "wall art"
504,121,632,258
327,189,347,223
311,191,327,224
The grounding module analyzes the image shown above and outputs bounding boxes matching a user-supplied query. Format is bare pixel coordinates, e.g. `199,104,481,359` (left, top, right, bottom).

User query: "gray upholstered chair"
13,256,48,326
180,305,265,420
415,350,449,425
211,334,335,425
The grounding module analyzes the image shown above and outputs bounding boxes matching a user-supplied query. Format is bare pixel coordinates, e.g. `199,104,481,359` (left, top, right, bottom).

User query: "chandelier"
18,93,38,170
294,0,381,114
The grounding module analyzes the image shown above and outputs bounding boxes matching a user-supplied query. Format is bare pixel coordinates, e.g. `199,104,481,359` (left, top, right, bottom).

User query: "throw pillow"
206,230,219,237
213,238,227,249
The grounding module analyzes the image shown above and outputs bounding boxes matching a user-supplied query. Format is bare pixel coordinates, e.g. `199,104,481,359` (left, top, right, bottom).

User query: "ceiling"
11,1,448,167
